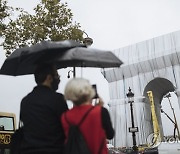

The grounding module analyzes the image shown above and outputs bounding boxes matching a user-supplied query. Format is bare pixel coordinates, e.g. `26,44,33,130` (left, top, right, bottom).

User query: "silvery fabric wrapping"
102,30,180,148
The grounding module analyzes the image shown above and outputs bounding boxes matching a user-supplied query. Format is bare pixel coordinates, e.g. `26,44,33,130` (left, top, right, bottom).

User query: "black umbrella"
0,40,85,76
0,41,123,76
51,47,123,68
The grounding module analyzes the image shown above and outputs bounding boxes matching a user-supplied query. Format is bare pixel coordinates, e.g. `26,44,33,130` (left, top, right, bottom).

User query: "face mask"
51,77,60,91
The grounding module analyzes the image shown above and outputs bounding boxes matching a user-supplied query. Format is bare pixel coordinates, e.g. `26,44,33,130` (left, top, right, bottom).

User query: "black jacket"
20,85,68,153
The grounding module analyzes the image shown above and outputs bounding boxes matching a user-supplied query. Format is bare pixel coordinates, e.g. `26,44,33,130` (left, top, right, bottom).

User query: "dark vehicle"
0,112,16,154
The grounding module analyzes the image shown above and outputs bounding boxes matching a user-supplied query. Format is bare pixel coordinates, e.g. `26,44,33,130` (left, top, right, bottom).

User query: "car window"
0,117,14,131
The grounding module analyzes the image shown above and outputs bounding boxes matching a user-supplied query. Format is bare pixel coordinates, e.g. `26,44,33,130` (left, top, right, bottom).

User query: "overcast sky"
1,0,180,135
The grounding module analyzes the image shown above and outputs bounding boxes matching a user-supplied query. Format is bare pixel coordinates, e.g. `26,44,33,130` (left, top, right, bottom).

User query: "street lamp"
126,87,138,152
83,31,93,47
67,70,74,78
69,31,93,78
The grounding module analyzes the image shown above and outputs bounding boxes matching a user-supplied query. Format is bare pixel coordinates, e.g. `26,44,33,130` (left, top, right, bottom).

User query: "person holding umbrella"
61,78,114,154
19,63,68,154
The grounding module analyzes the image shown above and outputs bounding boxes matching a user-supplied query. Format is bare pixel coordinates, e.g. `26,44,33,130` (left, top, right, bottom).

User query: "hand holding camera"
92,84,104,106
95,97,104,106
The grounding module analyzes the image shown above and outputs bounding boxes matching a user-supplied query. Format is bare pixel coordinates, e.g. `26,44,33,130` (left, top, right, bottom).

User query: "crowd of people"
18,63,115,154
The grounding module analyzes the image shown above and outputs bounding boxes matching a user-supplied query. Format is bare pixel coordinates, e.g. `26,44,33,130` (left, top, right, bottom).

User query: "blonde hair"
64,78,95,106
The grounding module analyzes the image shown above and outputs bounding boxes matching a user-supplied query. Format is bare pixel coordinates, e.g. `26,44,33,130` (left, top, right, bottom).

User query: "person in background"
20,63,68,154
61,78,114,154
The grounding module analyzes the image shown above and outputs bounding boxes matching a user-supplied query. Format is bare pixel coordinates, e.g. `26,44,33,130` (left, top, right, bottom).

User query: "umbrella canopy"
52,47,123,68
0,41,123,76
0,40,85,76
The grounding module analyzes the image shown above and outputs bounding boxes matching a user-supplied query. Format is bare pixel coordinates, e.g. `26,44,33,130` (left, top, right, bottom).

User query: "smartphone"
92,84,98,99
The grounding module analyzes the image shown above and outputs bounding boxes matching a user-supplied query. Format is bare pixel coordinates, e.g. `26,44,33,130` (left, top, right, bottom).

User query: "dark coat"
20,85,68,153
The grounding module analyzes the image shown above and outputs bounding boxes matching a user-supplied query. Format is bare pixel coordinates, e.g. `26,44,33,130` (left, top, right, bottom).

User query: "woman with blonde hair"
61,78,114,154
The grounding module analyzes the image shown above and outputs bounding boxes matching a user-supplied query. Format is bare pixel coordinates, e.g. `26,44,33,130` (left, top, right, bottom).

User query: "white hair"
64,78,95,105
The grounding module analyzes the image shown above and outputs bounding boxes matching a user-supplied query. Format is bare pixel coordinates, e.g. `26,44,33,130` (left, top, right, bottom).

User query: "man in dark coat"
20,63,68,154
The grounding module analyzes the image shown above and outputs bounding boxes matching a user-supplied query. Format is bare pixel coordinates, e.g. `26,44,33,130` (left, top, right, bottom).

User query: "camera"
92,84,99,99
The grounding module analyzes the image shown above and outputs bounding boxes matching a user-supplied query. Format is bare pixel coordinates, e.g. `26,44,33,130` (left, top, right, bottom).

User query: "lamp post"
70,31,93,78
83,31,93,47
126,87,138,152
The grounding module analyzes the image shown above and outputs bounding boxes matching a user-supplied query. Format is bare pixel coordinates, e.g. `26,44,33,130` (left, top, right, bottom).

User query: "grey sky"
1,0,180,135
